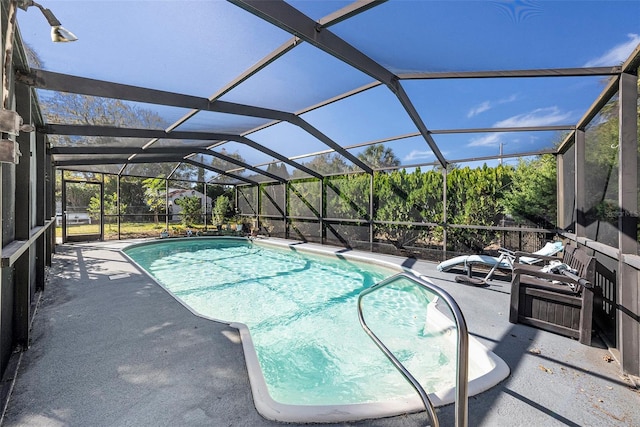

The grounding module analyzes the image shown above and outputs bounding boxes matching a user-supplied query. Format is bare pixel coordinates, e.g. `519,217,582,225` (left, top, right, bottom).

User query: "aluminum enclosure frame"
2,0,640,387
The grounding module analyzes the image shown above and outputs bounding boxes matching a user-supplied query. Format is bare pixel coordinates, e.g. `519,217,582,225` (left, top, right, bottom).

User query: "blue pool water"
124,238,457,406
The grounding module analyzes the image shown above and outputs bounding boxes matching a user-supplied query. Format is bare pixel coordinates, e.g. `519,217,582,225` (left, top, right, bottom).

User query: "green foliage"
207,149,250,183
238,160,561,252
212,195,232,225
577,82,640,244
374,169,443,248
63,181,99,212
175,195,202,227
88,192,127,231
502,154,556,228
289,180,321,218
357,144,401,169
290,144,401,178
293,153,349,178
142,177,166,223
87,196,101,220
326,174,370,220
266,162,290,180
88,192,127,218
260,183,286,217
117,177,147,215
446,164,514,251
446,164,513,224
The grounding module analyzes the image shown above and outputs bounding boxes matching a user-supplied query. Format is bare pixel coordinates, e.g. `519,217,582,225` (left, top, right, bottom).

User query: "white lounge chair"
437,241,564,284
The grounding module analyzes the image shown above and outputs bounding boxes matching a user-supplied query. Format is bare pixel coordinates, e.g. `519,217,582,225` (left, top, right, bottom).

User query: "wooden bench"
509,244,597,345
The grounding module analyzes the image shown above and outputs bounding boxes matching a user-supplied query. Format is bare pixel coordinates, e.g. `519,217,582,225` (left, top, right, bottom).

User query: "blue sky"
16,1,640,172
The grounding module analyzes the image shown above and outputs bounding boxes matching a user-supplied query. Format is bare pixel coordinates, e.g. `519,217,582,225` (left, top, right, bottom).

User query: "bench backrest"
563,244,596,290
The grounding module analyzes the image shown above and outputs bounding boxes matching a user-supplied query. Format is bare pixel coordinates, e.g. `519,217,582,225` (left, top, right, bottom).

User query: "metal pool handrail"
357,272,469,427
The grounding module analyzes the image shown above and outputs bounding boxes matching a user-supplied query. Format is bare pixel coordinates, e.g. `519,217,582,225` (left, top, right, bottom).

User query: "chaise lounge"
436,241,564,280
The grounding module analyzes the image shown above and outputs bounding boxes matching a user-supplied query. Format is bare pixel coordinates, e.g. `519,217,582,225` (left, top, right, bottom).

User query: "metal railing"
357,272,469,427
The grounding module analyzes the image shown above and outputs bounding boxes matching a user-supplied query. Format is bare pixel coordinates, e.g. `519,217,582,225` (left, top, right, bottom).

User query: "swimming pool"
124,238,509,422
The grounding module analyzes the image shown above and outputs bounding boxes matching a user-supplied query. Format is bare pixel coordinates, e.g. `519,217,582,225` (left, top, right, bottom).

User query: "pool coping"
121,236,510,423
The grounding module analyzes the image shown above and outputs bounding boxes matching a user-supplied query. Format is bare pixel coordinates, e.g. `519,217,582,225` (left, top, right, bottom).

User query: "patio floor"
1,239,639,427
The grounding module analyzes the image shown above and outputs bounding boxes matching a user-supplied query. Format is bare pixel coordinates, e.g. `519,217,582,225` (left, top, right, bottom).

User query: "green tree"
206,185,234,207
88,192,126,218
212,195,232,225
175,196,202,227
288,179,321,219
293,153,348,177
374,168,443,248
502,154,557,228
446,164,514,252
119,176,148,215
88,192,127,231
63,179,100,213
142,177,166,223
266,162,290,180
325,174,370,220
577,80,640,245
357,144,401,169
206,149,250,183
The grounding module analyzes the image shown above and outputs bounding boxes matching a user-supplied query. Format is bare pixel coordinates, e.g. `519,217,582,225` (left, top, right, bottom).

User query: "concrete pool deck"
1,238,639,426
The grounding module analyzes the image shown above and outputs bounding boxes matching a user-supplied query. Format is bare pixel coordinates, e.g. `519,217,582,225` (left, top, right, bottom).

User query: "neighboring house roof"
166,188,211,200
165,189,212,210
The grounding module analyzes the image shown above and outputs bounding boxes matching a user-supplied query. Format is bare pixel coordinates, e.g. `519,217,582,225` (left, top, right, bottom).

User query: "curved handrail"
357,272,469,427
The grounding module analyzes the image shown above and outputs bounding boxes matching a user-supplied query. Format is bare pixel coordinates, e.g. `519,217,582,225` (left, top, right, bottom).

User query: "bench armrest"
512,265,591,291
560,269,593,289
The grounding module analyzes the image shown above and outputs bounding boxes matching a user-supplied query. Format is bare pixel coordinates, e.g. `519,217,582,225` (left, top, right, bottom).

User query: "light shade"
18,0,78,42
51,26,78,43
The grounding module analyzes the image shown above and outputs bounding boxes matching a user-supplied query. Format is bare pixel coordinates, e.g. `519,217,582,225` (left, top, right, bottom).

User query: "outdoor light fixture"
0,1,74,163
17,0,78,42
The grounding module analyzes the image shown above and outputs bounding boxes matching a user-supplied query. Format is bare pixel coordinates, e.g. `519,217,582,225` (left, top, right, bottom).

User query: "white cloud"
494,106,572,127
403,150,433,162
467,108,556,147
584,33,640,67
467,101,491,118
468,133,503,148
499,94,518,104
467,94,518,118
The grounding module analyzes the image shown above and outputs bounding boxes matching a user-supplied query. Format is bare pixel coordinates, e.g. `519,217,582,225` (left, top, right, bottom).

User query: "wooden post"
618,72,639,375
